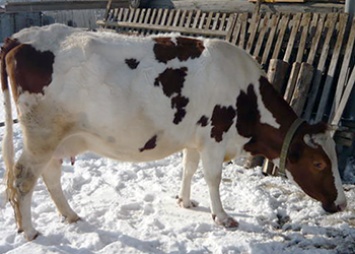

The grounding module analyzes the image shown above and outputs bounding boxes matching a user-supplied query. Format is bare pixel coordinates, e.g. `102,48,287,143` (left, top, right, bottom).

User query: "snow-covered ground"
0,89,355,253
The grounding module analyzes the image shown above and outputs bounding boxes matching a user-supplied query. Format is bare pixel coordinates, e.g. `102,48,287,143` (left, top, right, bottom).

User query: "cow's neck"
238,76,299,160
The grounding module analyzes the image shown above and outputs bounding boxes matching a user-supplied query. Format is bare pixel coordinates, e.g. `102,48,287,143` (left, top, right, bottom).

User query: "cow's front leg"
42,159,80,224
200,147,239,228
8,154,45,240
177,148,200,208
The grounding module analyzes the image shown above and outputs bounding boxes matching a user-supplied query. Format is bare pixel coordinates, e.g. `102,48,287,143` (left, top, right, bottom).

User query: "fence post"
345,0,355,19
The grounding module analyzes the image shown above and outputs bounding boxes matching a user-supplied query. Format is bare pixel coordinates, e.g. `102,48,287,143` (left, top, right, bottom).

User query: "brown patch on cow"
259,76,298,129
4,43,55,101
125,58,139,69
154,67,189,124
139,135,157,152
153,37,205,63
235,79,301,159
236,84,260,138
197,115,209,127
210,105,236,142
154,67,187,96
235,84,282,158
171,95,189,124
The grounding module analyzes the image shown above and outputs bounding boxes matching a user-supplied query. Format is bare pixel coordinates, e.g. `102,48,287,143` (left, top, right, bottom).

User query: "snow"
0,91,355,253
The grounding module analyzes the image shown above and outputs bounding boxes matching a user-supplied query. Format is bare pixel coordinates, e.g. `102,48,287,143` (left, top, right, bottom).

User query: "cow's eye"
313,161,326,171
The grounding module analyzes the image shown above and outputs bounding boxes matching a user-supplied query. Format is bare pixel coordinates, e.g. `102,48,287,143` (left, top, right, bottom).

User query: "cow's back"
11,24,265,162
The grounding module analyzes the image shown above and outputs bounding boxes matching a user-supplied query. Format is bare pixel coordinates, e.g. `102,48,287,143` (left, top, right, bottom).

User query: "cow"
0,24,347,241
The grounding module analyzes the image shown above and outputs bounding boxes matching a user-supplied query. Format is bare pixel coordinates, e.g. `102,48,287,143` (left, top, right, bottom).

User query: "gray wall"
0,12,42,41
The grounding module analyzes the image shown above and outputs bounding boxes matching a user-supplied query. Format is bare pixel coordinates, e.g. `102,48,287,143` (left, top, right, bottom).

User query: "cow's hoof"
25,230,41,241
176,196,198,208
212,215,239,229
62,214,81,224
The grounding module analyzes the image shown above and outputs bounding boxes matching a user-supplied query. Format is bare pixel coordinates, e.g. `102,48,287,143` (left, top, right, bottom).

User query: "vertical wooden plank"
295,13,311,63
198,12,207,30
211,12,220,30
238,13,249,49
192,10,201,29
122,8,129,22
160,8,169,26
127,7,135,22
307,13,326,65
135,8,145,34
164,9,173,26
154,8,163,25
149,8,157,24
284,62,301,103
230,13,242,44
316,13,348,122
112,8,119,22
272,14,290,60
267,59,290,92
224,14,237,41
178,9,187,27
205,12,214,30
172,9,181,27
261,14,280,65
121,8,130,32
331,67,355,127
147,8,157,34
141,8,151,34
132,8,141,24
289,63,314,116
304,14,329,121
103,0,113,22
225,13,238,43
253,13,270,58
311,13,340,122
246,12,261,53
332,17,355,115
184,10,193,28
218,13,227,31
283,13,302,63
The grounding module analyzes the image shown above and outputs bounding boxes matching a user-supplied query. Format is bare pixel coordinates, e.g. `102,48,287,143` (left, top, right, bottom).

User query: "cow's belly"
53,129,186,162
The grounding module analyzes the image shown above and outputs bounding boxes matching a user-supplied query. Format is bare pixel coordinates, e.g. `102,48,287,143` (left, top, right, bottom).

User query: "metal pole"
345,0,355,19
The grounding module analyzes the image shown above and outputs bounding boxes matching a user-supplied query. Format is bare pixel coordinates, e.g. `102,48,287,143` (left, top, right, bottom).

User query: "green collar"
278,118,305,177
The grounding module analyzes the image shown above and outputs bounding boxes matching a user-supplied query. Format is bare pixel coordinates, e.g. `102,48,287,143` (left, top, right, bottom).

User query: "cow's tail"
1,38,18,205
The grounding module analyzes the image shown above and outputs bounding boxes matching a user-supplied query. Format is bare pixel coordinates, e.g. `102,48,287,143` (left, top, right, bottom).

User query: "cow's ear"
288,142,303,164
304,134,318,149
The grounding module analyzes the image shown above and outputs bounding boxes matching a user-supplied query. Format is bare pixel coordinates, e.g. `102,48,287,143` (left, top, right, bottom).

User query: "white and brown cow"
1,24,347,240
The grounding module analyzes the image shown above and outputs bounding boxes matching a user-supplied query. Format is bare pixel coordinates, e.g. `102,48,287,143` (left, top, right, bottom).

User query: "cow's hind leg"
8,153,49,240
177,148,200,208
200,146,239,228
42,159,80,224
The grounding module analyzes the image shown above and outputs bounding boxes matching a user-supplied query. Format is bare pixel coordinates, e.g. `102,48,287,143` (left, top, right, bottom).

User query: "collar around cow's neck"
278,118,305,177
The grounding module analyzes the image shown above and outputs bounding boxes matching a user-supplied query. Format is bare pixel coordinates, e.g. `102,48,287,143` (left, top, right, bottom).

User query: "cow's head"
285,122,347,213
